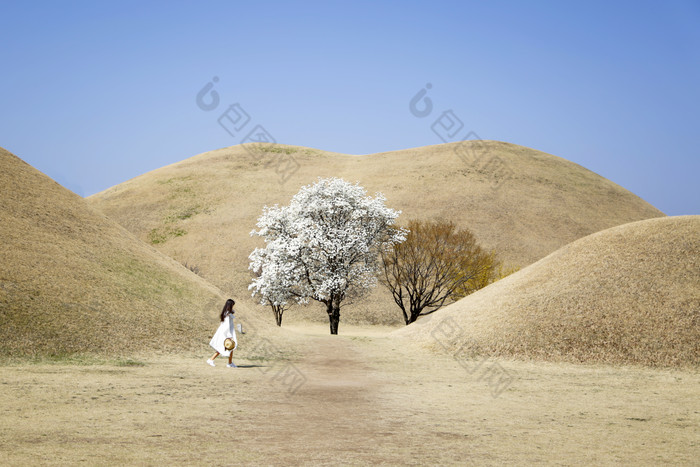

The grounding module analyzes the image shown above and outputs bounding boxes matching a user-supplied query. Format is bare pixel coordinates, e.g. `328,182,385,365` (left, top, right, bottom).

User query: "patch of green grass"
13,353,108,366
115,358,146,367
1,354,148,367
160,176,198,200
266,145,297,155
149,226,187,244
164,205,201,223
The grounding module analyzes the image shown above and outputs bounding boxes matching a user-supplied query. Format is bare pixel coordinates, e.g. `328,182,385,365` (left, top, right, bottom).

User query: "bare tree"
380,219,498,325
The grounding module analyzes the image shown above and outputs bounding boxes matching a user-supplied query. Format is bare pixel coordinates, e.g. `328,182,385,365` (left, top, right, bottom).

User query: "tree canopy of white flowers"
248,177,406,334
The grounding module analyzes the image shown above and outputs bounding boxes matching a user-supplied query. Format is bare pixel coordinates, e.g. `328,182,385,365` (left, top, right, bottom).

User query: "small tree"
381,219,497,325
266,298,288,327
250,264,291,326
249,177,405,334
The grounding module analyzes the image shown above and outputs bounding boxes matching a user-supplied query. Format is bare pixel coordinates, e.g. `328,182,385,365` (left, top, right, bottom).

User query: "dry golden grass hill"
0,146,272,357
396,216,700,367
87,141,665,326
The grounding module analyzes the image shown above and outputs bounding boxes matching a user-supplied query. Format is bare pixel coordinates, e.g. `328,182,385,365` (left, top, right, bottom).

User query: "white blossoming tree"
248,177,406,334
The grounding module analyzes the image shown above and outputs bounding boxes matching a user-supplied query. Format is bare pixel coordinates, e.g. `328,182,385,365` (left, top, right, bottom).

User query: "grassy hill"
0,146,271,357
396,216,700,367
87,141,665,326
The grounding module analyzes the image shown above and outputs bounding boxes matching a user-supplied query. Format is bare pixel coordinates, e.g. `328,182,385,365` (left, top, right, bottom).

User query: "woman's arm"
228,313,235,335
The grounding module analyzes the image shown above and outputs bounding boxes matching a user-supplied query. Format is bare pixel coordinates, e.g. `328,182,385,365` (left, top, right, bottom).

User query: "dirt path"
1,326,699,465
234,333,397,465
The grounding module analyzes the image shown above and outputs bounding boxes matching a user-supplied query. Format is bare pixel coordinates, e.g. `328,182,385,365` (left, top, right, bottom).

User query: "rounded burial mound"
0,146,256,356
87,141,664,326
396,216,700,367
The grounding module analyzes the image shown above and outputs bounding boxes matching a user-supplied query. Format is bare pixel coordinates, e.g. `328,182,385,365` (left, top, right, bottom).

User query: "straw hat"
224,338,236,351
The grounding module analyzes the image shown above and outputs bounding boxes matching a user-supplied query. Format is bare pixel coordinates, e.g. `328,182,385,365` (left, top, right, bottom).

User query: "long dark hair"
220,299,235,322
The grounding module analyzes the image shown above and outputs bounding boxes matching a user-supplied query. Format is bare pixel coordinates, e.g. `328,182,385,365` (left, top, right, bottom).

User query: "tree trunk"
326,301,340,335
408,306,419,324
401,304,410,325
275,310,283,326
271,303,283,327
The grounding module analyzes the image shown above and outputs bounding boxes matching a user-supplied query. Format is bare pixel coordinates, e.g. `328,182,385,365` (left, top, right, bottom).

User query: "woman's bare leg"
210,352,219,360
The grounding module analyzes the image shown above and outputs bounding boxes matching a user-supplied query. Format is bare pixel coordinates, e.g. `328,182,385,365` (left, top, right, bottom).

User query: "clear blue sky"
1,0,698,215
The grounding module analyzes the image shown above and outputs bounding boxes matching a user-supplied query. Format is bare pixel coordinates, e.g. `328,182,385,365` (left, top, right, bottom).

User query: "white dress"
209,313,237,356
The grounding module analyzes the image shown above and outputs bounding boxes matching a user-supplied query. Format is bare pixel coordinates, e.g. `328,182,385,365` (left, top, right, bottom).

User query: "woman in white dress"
207,298,238,368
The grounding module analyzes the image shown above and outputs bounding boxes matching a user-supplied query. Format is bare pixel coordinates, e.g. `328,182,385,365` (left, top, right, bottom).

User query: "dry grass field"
86,141,664,325
1,325,698,466
399,216,700,367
